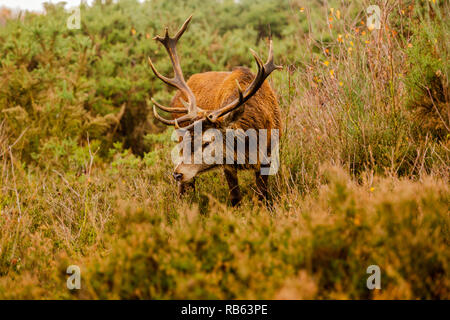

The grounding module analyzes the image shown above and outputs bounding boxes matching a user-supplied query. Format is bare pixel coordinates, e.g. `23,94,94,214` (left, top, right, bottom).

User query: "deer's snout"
173,172,183,181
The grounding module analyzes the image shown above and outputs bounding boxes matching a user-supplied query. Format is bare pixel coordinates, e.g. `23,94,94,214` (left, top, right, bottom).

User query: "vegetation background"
0,0,448,299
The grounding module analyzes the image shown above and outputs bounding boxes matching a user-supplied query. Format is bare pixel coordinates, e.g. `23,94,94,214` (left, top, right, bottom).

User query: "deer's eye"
203,141,211,148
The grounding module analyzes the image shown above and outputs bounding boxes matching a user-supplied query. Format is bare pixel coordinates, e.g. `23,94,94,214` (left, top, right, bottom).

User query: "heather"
0,0,448,299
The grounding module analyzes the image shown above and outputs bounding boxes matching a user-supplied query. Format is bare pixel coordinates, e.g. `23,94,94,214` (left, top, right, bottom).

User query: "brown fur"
170,67,282,205
171,67,282,135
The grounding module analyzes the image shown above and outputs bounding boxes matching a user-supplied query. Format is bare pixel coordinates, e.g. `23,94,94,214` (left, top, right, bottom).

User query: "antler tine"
152,104,204,129
150,98,187,114
263,39,282,74
174,15,193,41
235,79,244,104
153,105,177,127
179,119,203,131
147,56,174,88
207,39,282,123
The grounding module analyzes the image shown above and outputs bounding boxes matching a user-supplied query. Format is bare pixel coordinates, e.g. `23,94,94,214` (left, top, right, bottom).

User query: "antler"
150,17,281,129
148,15,203,128
206,40,282,123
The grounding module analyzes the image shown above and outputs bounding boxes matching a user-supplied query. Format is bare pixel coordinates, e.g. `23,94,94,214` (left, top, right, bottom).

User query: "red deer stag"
148,16,282,206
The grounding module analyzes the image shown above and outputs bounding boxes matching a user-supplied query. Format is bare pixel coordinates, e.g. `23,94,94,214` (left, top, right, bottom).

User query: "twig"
0,127,29,158
52,169,81,198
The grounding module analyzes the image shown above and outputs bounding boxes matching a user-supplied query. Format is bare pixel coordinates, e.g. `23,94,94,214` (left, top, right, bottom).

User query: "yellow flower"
354,216,361,226
329,69,335,77
339,81,343,87
365,40,370,44
300,7,304,12
131,27,136,36
336,10,341,19
350,41,354,47
323,60,330,66
337,34,343,43
370,187,375,192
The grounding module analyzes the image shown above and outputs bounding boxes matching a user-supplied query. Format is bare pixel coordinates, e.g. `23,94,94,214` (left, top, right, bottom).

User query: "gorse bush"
0,0,306,162
0,0,448,299
1,0,446,171
405,16,449,138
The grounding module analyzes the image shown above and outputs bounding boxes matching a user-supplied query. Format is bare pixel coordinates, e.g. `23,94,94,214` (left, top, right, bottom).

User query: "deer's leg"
255,169,269,201
224,166,242,206
178,179,195,196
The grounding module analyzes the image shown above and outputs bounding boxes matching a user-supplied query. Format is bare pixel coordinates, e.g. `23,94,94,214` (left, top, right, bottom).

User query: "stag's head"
148,16,281,183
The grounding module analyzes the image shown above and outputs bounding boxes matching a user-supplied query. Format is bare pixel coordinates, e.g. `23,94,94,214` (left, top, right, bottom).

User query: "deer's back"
170,67,282,134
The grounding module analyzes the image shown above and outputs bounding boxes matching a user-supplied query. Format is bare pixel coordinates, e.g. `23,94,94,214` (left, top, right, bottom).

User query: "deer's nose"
173,172,183,181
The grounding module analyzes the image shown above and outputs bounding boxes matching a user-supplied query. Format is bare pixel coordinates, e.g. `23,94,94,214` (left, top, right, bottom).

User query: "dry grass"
0,0,449,299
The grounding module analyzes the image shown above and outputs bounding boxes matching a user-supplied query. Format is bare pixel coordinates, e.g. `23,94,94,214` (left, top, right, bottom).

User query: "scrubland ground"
0,0,449,299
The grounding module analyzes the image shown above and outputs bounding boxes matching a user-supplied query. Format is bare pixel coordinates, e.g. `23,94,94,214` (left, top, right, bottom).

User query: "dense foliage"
0,0,448,299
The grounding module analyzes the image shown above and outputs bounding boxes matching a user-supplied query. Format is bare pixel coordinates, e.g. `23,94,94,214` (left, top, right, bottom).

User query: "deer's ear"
220,104,245,126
